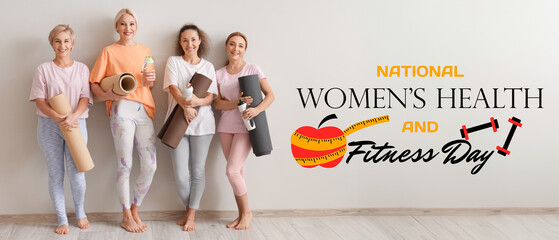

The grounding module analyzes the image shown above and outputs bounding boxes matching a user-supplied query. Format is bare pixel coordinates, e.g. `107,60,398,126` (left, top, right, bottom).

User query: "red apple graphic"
291,114,347,168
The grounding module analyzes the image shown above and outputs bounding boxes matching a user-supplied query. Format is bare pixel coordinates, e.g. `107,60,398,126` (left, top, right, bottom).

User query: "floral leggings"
110,100,157,210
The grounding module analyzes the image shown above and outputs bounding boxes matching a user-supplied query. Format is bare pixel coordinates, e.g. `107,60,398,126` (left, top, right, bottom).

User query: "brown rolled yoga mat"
48,92,95,172
94,73,137,102
158,72,213,148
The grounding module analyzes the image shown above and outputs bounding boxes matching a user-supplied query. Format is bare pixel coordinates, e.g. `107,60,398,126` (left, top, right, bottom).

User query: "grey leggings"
170,134,213,209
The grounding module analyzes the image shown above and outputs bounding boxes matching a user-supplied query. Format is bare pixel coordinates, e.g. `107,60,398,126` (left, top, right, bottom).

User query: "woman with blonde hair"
214,32,274,230
89,8,157,233
29,24,92,234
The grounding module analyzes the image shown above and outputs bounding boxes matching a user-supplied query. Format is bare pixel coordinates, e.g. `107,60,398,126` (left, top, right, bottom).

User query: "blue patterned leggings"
37,116,87,227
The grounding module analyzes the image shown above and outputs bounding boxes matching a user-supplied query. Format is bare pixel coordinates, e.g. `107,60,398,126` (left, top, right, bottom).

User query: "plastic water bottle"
142,56,155,87
182,85,193,99
238,101,256,131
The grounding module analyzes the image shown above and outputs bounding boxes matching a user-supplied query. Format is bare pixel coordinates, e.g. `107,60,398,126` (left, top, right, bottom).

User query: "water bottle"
142,56,155,87
238,101,256,131
182,85,193,99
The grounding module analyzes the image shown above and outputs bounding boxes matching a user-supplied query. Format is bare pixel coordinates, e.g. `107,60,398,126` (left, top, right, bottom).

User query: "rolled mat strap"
238,74,273,156
48,93,95,172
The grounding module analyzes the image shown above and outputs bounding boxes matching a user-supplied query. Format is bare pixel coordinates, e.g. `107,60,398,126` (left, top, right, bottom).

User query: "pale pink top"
216,63,265,133
29,61,92,118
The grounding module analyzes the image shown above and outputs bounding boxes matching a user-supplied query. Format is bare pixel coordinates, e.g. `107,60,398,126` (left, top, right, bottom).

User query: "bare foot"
235,212,253,230
78,218,90,229
177,207,189,226
55,224,69,234
183,219,196,231
121,209,144,233
227,217,240,228
121,217,143,233
131,205,148,231
177,214,188,226
182,208,196,231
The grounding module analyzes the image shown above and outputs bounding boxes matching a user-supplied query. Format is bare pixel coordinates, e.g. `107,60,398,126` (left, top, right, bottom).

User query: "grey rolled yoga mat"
238,74,273,156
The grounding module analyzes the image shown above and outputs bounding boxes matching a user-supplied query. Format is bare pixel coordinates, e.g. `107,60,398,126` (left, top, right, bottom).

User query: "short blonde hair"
48,24,75,46
114,8,137,29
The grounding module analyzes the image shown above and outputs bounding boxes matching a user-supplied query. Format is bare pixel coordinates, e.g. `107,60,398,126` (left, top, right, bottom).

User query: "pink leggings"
219,133,251,196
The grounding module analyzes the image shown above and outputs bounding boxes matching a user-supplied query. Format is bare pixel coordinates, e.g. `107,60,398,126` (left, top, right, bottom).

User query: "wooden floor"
1,214,559,240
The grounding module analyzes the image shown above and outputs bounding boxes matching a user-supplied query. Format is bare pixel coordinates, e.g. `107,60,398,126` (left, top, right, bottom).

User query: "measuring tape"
292,115,390,166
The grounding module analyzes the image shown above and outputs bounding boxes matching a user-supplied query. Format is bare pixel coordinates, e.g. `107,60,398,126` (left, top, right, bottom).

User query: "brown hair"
48,24,75,46
176,24,210,57
224,32,248,66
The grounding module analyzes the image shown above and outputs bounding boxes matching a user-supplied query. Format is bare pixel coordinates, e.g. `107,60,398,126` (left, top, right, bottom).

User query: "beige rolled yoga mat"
48,92,95,172
94,73,137,101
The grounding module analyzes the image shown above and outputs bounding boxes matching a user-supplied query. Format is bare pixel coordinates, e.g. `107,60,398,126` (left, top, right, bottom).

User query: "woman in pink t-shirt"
213,32,275,230
29,24,92,235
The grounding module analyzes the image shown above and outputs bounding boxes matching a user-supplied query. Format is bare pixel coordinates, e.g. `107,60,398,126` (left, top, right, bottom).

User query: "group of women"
28,8,274,234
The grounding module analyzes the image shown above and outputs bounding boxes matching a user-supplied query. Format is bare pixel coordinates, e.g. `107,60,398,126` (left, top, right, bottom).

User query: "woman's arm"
59,97,89,130
169,84,201,123
213,85,253,110
168,84,187,109
186,92,214,108
91,83,126,101
242,78,275,120
213,86,236,110
35,98,66,123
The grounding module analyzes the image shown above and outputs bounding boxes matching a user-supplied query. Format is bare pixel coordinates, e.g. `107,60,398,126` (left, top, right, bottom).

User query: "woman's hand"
142,70,156,87
183,94,201,108
91,83,126,101
53,113,68,125
58,112,79,131
239,92,253,105
183,107,197,124
242,107,261,120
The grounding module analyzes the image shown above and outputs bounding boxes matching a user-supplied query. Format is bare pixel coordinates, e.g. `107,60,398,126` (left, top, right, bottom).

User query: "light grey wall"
1,0,558,215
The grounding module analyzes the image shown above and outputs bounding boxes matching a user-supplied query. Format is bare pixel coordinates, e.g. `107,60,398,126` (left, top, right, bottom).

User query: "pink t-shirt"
29,61,92,118
216,63,265,133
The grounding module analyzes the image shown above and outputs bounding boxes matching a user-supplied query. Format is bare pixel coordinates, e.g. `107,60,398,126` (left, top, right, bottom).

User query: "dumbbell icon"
496,117,522,156
460,117,499,140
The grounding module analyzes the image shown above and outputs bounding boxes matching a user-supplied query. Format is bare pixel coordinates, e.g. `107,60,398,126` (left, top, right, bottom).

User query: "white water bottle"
238,101,256,131
182,85,193,99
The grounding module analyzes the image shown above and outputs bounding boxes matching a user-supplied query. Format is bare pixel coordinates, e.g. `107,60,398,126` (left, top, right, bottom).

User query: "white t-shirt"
163,56,218,136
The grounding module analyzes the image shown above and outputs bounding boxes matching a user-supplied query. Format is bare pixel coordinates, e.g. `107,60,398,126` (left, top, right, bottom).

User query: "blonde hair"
114,8,138,29
48,24,74,46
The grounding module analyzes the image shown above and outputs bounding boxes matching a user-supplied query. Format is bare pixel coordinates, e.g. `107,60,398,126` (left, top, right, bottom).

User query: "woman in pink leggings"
213,32,274,230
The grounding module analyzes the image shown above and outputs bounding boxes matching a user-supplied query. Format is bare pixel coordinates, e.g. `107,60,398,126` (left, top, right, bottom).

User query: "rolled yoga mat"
158,72,213,149
48,92,95,172
94,73,137,102
238,74,273,156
